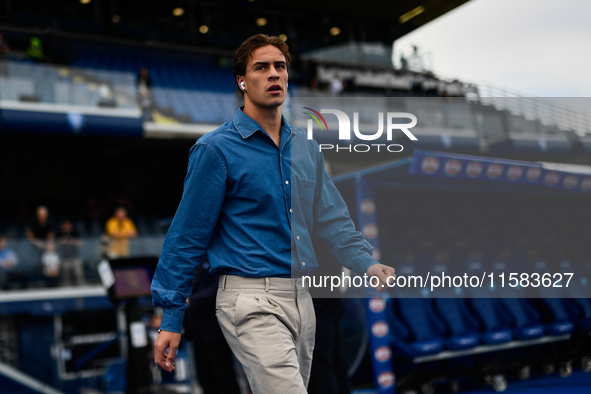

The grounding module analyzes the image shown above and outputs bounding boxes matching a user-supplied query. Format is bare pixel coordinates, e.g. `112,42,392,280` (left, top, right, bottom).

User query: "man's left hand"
367,264,396,293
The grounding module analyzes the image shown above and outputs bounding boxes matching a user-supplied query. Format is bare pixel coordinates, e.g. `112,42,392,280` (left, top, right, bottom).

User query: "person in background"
308,298,351,394
0,32,8,77
138,67,152,90
0,32,9,58
330,74,344,95
57,219,85,286
42,242,60,287
184,260,241,394
0,234,18,290
28,206,55,282
105,207,137,258
27,205,54,249
27,36,44,62
98,234,111,260
308,238,352,394
137,67,153,120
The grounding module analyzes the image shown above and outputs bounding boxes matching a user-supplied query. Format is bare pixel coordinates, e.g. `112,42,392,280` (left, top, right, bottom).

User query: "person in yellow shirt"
105,207,137,258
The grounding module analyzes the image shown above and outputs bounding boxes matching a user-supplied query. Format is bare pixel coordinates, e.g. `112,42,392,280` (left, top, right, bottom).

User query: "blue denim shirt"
151,108,377,333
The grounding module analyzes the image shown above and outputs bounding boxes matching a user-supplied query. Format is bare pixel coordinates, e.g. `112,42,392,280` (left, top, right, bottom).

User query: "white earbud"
240,81,246,90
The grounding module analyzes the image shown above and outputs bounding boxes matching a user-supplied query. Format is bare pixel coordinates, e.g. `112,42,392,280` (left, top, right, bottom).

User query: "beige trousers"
215,275,316,394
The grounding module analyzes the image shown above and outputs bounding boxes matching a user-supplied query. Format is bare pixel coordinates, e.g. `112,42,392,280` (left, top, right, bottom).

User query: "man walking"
151,34,395,393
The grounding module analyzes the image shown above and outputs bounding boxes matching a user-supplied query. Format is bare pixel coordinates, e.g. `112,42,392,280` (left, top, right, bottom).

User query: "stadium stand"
1,4,591,391
330,151,591,393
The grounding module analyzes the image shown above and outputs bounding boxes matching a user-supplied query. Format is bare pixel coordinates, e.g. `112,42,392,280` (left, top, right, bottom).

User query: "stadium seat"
386,297,443,358
67,43,239,123
391,261,475,354
428,261,481,350
433,297,481,350
528,260,575,336
465,260,514,345
559,260,591,330
491,260,546,339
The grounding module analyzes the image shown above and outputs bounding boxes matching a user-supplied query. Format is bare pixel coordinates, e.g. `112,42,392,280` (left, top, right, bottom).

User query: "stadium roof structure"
0,0,471,54
246,0,472,50
252,0,471,33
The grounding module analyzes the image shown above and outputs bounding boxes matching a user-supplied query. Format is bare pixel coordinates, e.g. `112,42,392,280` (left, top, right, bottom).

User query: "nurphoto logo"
303,107,418,153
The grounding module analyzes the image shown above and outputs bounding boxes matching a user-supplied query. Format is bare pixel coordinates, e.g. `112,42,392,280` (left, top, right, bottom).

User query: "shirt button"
302,262,306,266
289,208,293,213
296,236,300,240
285,180,289,185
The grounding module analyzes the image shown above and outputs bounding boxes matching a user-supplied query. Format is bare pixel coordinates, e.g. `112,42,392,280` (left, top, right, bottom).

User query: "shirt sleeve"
311,149,378,275
126,219,137,235
105,219,116,236
151,142,227,333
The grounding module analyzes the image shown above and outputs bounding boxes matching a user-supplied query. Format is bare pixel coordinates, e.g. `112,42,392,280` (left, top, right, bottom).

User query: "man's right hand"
367,263,396,293
154,330,181,372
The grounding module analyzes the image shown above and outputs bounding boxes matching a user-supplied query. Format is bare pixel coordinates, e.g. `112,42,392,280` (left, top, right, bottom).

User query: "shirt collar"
233,107,293,139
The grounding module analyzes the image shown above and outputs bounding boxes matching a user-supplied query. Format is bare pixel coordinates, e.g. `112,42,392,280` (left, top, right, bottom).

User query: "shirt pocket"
297,179,316,220
301,179,316,190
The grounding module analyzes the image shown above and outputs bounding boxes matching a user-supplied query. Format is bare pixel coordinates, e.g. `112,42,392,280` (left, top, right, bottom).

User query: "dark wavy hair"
233,34,291,96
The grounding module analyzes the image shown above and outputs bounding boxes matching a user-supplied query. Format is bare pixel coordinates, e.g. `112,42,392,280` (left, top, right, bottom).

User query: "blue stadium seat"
429,261,481,350
397,297,450,351
69,43,239,123
491,260,546,339
390,261,464,355
563,298,591,331
534,297,575,335
433,297,481,350
386,298,443,358
529,260,575,336
465,260,514,345
558,259,591,330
